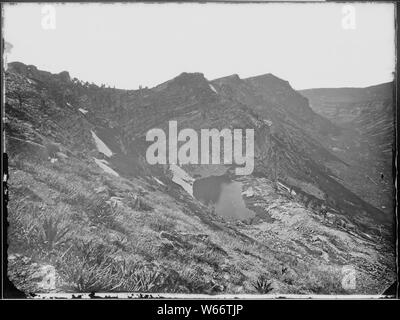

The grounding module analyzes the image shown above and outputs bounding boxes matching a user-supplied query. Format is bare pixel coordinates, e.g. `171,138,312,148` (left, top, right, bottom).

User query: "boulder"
242,187,255,198
8,254,58,293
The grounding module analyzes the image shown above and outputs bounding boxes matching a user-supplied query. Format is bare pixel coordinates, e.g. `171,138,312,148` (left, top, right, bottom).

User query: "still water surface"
193,175,255,221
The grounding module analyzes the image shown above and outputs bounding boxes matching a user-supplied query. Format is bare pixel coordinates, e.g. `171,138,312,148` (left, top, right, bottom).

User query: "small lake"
193,175,255,221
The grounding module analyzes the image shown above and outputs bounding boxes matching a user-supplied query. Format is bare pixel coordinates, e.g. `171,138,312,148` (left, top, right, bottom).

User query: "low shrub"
252,274,273,293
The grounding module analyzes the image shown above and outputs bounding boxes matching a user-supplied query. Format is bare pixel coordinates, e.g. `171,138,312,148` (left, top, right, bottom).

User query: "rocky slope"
4,62,395,295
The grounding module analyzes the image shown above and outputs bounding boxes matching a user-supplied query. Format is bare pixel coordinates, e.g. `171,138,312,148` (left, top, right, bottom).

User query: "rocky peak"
210,74,255,103
8,61,71,83
153,72,211,94
245,73,292,93
57,70,71,82
212,74,242,86
169,72,208,88
245,72,314,119
8,62,38,77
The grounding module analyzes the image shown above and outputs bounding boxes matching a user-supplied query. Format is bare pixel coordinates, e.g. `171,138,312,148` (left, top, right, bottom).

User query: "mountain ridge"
5,61,395,295
5,61,392,228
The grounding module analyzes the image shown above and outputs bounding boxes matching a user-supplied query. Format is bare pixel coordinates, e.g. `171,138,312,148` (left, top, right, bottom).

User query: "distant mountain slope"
300,82,394,216
300,82,393,124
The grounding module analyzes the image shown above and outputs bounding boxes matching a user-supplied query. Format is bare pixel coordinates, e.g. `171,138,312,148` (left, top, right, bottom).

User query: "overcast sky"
3,2,395,90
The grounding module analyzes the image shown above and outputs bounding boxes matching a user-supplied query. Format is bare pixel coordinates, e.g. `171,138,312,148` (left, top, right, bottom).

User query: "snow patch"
91,130,113,157
277,181,291,193
94,158,119,177
79,108,89,114
170,164,194,196
96,158,110,165
209,84,218,93
153,177,165,186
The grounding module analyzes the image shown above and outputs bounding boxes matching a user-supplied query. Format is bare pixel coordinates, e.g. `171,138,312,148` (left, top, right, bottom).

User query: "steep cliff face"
5,65,93,155
245,74,341,137
5,62,395,295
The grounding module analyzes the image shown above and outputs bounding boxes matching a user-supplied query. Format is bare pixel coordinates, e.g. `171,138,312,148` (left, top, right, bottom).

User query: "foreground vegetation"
7,152,395,295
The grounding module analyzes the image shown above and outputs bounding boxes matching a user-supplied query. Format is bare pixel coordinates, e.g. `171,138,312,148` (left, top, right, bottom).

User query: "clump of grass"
8,195,73,261
56,240,176,293
7,198,43,252
186,243,227,270
84,196,121,230
176,268,216,293
56,240,119,292
59,186,88,206
302,266,348,294
126,194,153,212
147,214,176,233
9,154,37,173
252,274,273,294
114,261,167,292
38,216,70,251
8,208,39,251
109,233,128,251
37,170,72,194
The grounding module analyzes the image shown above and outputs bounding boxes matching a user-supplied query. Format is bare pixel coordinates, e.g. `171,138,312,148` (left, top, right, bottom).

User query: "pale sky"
3,2,395,90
